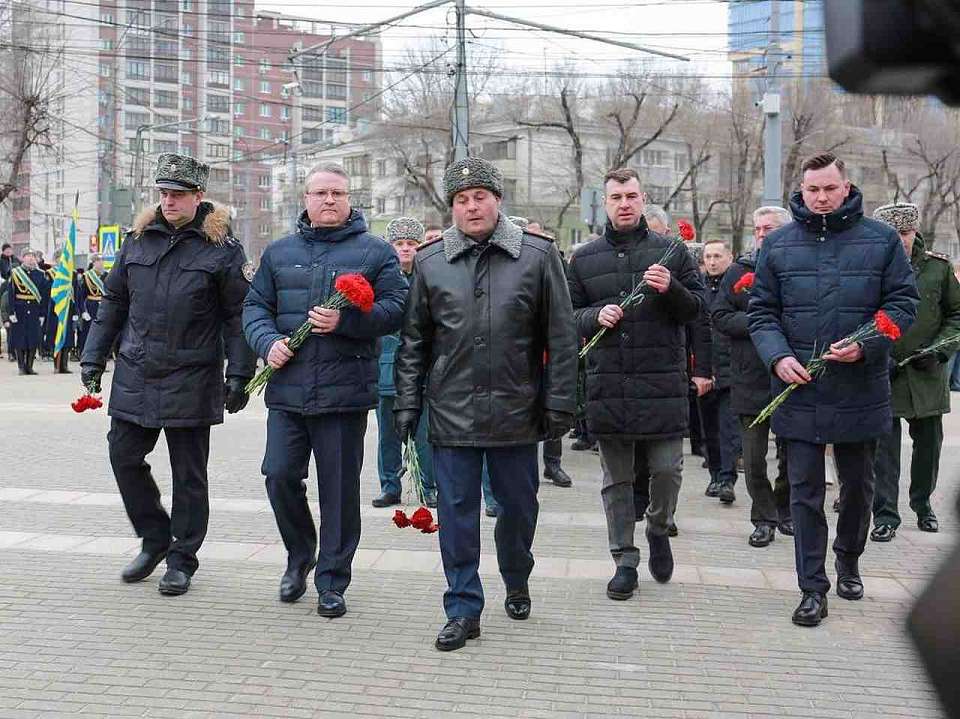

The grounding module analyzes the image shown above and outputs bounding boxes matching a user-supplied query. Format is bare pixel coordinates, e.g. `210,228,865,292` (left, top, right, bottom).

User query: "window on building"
280,106,289,121
259,196,271,210
259,223,270,236
235,55,245,67
301,81,323,98
211,168,230,184
302,105,324,121
233,78,245,92
100,39,114,51
645,185,669,204
259,103,271,118
327,84,347,100
326,106,346,124
393,196,404,213
154,140,179,155
126,87,149,105
130,137,148,153
234,173,245,188
234,31,246,44
376,159,387,178
234,125,244,138
99,63,112,78
481,139,516,161
302,129,322,145
126,60,149,79
208,70,229,88
207,94,230,113
184,97,193,110
362,70,372,82
181,71,193,85
154,40,178,58
101,12,113,23
259,127,271,140
260,80,271,94
154,90,178,109
234,102,246,117
674,153,688,172
207,143,229,159
642,150,668,167
124,112,150,130
376,198,386,214
154,63,178,83
181,0,192,10
207,118,230,136
183,23,193,36
258,175,271,188
259,58,270,74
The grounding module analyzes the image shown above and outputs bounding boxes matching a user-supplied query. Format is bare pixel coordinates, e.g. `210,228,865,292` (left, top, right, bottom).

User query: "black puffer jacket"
712,253,770,416
82,202,256,428
394,214,578,446
703,270,732,389
568,218,705,440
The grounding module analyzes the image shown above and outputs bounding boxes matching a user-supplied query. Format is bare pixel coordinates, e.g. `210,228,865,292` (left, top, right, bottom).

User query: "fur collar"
131,202,232,245
442,212,523,262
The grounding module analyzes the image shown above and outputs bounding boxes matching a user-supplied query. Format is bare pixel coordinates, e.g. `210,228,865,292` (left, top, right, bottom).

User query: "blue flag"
51,203,78,355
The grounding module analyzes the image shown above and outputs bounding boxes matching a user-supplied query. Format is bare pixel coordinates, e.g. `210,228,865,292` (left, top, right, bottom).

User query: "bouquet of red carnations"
392,436,439,534
580,241,685,358
245,273,375,395
71,392,103,413
750,310,902,428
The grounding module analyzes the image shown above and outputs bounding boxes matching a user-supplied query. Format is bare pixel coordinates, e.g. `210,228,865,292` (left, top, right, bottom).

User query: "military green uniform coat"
890,235,960,419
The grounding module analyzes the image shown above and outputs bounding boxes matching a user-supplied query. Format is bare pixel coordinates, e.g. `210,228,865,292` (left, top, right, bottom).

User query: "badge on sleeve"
242,261,255,282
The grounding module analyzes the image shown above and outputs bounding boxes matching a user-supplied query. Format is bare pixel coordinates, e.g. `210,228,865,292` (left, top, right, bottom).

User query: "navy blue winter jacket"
747,188,919,444
242,209,408,415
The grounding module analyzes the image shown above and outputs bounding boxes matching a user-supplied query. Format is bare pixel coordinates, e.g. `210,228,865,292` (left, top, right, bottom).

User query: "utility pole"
761,0,782,207
452,0,469,160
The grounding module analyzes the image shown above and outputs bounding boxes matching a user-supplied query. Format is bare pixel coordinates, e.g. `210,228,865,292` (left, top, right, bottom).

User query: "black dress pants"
786,439,876,594
108,418,211,575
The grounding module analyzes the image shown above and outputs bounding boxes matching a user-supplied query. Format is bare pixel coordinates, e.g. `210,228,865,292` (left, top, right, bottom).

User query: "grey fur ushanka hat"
443,157,504,206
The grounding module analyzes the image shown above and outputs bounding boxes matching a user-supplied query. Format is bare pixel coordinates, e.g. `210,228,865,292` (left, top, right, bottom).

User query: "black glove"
80,364,104,393
543,410,575,440
394,409,420,442
910,354,942,373
224,377,250,414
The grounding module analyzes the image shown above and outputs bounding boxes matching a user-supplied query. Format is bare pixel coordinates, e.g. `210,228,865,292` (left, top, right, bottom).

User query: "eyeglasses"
305,189,349,200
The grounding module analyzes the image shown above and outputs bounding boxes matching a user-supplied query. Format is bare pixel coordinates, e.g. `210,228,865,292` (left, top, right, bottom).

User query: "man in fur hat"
81,153,256,596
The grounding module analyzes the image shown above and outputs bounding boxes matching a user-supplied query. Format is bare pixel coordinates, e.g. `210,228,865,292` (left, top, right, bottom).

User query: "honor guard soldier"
76,254,107,356
81,153,257,596
42,249,76,374
5,249,49,375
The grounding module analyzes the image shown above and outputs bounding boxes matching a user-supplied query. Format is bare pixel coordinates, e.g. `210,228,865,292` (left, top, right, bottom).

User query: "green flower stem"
897,332,960,367
403,436,426,506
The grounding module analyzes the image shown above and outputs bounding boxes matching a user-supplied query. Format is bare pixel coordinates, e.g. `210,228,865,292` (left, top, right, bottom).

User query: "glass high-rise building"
728,0,825,84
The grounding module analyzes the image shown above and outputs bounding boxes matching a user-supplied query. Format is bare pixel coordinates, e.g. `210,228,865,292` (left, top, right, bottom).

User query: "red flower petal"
410,506,434,530
71,400,83,413
420,522,439,534
874,310,901,341
392,510,411,528
334,273,375,313
733,272,755,294
677,220,696,242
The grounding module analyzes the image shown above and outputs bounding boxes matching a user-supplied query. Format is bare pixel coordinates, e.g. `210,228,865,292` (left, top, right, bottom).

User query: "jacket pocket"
426,355,447,395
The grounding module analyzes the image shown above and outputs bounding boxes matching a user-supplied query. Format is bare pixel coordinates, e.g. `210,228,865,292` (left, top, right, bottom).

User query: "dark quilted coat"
712,253,771,416
242,209,408,415
748,188,919,444
567,218,705,440
703,270,732,389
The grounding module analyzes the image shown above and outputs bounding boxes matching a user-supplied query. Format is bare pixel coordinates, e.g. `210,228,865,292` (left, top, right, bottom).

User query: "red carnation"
733,272,755,294
410,506,434,531
71,393,103,413
677,220,696,242
334,273,375,313
874,310,901,341
420,522,439,534
393,510,411,528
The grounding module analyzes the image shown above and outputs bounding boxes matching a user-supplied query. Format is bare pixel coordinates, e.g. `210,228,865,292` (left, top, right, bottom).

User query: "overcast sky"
257,0,731,84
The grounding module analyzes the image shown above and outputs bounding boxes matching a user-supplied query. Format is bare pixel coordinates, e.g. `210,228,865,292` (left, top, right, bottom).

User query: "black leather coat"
393,214,578,446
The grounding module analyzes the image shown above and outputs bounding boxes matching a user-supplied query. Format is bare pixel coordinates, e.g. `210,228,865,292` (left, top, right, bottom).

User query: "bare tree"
602,76,680,171
0,9,65,206
716,93,765,255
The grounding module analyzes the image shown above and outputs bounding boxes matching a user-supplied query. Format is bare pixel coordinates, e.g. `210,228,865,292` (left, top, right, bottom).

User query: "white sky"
256,0,731,85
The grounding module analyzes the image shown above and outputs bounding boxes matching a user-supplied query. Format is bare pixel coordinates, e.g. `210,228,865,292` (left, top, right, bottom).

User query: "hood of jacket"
296,208,370,244
789,185,864,234
441,212,523,262
132,201,232,244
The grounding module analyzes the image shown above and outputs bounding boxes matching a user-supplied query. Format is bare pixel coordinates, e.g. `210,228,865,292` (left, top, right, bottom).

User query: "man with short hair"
373,217,437,509
568,168,705,602
81,153,256,596
5,249,48,375
700,239,740,504
0,243,19,281
714,206,794,548
749,152,918,626
870,202,960,542
244,163,407,617
394,156,577,651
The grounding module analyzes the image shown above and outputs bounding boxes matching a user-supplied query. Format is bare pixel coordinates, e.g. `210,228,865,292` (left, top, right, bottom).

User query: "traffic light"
825,0,960,104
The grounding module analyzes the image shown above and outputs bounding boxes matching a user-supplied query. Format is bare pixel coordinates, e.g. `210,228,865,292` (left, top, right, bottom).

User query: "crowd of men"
0,243,108,375
5,148,959,651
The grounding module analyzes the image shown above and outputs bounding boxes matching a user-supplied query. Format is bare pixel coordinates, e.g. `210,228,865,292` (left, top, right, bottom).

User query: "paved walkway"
0,358,955,718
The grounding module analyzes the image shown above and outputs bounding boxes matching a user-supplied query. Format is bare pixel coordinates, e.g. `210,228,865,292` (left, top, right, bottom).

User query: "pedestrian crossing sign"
99,225,121,270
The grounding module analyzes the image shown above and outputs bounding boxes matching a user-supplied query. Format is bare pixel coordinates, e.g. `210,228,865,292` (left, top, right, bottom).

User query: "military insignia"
926,250,952,262
242,261,255,282
462,167,470,176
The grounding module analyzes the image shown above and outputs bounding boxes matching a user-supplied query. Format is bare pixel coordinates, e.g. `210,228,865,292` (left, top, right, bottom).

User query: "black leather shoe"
832,497,841,513
423,492,438,509
646,531,674,584
718,483,736,504
317,590,346,618
504,588,531,620
485,506,498,518
435,617,481,651
279,559,317,603
870,524,897,542
544,466,572,488
777,520,795,537
570,438,596,451
792,591,828,627
835,557,864,600
121,550,167,583
748,525,775,548
606,566,638,600
667,520,679,537
158,568,191,596
917,515,939,533
371,492,400,508
704,480,721,497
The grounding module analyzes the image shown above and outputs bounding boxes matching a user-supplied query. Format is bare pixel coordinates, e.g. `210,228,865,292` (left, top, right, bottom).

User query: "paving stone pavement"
0,359,956,718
